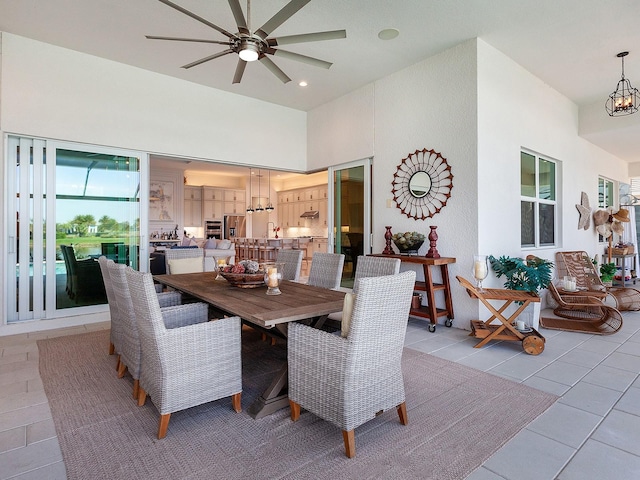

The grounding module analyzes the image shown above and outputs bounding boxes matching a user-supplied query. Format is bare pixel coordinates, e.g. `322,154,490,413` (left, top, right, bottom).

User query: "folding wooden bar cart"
457,276,545,355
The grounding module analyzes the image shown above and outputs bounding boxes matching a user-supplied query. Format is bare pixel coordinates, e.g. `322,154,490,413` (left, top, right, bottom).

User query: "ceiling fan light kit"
149,0,346,84
606,51,639,117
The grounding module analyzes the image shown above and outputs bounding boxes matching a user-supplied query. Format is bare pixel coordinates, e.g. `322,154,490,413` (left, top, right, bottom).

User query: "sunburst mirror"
391,148,453,220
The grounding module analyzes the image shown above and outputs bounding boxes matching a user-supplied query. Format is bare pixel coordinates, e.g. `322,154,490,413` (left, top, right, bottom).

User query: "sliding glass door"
328,159,371,288
6,136,145,323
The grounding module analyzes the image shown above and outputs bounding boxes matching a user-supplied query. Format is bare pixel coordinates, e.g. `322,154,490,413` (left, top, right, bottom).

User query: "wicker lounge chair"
540,283,623,335
288,271,416,458
555,251,640,311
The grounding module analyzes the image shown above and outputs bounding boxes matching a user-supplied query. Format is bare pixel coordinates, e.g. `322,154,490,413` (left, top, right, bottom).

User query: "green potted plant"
487,255,554,295
600,262,617,286
487,255,553,331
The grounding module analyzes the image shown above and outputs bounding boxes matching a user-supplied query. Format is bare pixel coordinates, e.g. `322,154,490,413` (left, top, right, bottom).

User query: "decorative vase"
382,226,394,254
426,226,440,258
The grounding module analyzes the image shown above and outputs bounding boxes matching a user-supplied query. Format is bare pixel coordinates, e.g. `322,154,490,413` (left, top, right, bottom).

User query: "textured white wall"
477,39,629,280
0,33,306,170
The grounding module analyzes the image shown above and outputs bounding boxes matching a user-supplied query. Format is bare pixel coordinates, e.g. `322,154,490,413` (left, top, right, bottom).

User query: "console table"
371,254,455,332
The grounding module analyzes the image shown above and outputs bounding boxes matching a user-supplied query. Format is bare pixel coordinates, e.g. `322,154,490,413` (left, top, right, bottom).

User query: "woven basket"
608,247,629,255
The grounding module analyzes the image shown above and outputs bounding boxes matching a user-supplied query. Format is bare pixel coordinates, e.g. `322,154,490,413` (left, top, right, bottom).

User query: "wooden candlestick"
426,226,440,258
382,226,394,254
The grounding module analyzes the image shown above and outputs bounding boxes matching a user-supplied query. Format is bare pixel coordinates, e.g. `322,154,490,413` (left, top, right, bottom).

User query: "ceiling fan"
146,0,346,84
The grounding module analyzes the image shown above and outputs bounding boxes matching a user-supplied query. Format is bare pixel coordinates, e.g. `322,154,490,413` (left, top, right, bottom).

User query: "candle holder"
382,226,394,254
473,255,489,293
426,226,440,258
264,262,285,295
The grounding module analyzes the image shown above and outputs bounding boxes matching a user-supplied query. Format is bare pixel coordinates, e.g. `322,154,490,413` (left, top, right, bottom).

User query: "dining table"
153,271,346,419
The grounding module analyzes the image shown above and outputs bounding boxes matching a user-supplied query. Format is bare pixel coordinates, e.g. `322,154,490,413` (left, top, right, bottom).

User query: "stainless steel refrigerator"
224,215,246,239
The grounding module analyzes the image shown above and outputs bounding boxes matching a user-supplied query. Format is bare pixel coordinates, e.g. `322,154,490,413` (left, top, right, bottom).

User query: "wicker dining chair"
125,268,242,439
288,271,416,458
555,251,640,311
97,256,122,358
326,255,401,327
307,252,345,290
276,248,303,282
107,262,188,399
541,282,623,335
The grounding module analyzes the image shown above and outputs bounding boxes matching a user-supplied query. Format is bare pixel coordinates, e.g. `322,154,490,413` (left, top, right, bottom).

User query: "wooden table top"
370,253,456,265
465,286,540,303
154,272,345,328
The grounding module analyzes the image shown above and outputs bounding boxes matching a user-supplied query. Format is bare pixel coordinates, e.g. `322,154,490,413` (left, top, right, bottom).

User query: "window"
521,151,557,248
598,177,615,209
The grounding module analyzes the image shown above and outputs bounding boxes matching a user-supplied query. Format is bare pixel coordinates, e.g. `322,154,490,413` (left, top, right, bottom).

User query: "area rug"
38,328,557,480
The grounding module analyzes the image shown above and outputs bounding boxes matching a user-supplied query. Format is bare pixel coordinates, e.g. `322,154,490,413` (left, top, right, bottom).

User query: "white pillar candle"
474,260,487,279
267,267,279,287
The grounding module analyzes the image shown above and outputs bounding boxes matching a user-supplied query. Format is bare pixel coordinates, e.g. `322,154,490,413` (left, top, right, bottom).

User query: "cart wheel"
445,319,453,328
522,335,544,355
428,324,436,333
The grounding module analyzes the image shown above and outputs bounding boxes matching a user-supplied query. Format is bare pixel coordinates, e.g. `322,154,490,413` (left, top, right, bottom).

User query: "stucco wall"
0,33,306,170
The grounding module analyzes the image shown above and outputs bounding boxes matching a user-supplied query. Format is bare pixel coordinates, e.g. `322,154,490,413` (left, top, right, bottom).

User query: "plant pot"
411,293,422,310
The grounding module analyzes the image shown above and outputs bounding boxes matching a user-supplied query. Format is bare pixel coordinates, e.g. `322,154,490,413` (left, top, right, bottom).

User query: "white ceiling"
2,0,640,163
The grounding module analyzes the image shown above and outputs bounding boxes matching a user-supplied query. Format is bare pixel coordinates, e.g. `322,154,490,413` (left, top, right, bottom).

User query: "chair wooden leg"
132,379,139,400
289,400,301,421
397,402,408,425
158,413,171,439
261,332,267,342
117,362,127,379
342,430,355,458
138,387,147,406
108,342,115,355
231,392,242,413
115,355,121,371
270,336,276,346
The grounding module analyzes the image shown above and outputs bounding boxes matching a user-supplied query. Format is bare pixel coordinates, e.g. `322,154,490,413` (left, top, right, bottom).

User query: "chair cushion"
204,238,217,249
218,239,232,250
340,292,356,338
168,257,203,274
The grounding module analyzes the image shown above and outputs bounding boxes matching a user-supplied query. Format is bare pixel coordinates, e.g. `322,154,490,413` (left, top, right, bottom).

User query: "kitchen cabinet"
276,183,328,229
224,189,245,214
184,186,202,227
312,238,328,254
202,187,224,220
318,199,328,226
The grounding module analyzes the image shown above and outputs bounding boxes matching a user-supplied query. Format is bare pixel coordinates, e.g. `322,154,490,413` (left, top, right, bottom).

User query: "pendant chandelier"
246,167,254,214
605,51,639,117
255,169,264,212
265,170,274,212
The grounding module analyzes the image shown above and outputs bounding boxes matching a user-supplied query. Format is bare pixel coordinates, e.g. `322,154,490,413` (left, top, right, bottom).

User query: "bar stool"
246,238,259,261
258,239,276,262
281,238,294,250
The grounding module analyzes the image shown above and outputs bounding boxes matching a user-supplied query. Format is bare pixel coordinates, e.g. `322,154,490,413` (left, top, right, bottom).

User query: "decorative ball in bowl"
219,260,265,288
392,232,426,254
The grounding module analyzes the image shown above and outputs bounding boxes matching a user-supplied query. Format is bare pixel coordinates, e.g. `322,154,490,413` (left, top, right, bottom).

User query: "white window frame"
520,150,558,249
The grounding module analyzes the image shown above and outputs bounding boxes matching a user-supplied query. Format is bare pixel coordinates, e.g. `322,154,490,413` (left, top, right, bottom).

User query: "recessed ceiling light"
299,81,308,87
378,28,399,40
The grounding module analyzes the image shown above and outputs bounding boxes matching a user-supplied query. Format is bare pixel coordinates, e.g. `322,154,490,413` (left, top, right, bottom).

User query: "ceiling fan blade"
269,48,332,69
267,30,346,47
228,0,249,35
181,49,234,69
146,35,230,46
255,0,311,40
232,59,247,84
158,0,235,39
259,56,291,83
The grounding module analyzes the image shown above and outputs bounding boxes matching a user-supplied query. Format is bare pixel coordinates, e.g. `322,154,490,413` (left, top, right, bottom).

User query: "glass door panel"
7,136,143,323
329,159,371,289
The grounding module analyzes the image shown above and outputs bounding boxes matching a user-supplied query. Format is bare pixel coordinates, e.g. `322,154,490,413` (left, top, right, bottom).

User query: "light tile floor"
1,310,639,479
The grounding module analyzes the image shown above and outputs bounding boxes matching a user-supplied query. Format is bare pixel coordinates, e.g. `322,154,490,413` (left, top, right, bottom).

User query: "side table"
371,254,455,332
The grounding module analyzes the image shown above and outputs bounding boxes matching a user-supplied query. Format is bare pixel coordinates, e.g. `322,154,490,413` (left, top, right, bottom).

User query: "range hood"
300,210,319,219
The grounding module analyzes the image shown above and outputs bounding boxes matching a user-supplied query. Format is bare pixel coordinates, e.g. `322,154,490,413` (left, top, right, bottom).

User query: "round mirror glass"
409,171,432,198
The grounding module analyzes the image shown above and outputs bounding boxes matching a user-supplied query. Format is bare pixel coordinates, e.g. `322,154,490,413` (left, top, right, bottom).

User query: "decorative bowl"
392,231,426,254
218,271,265,288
